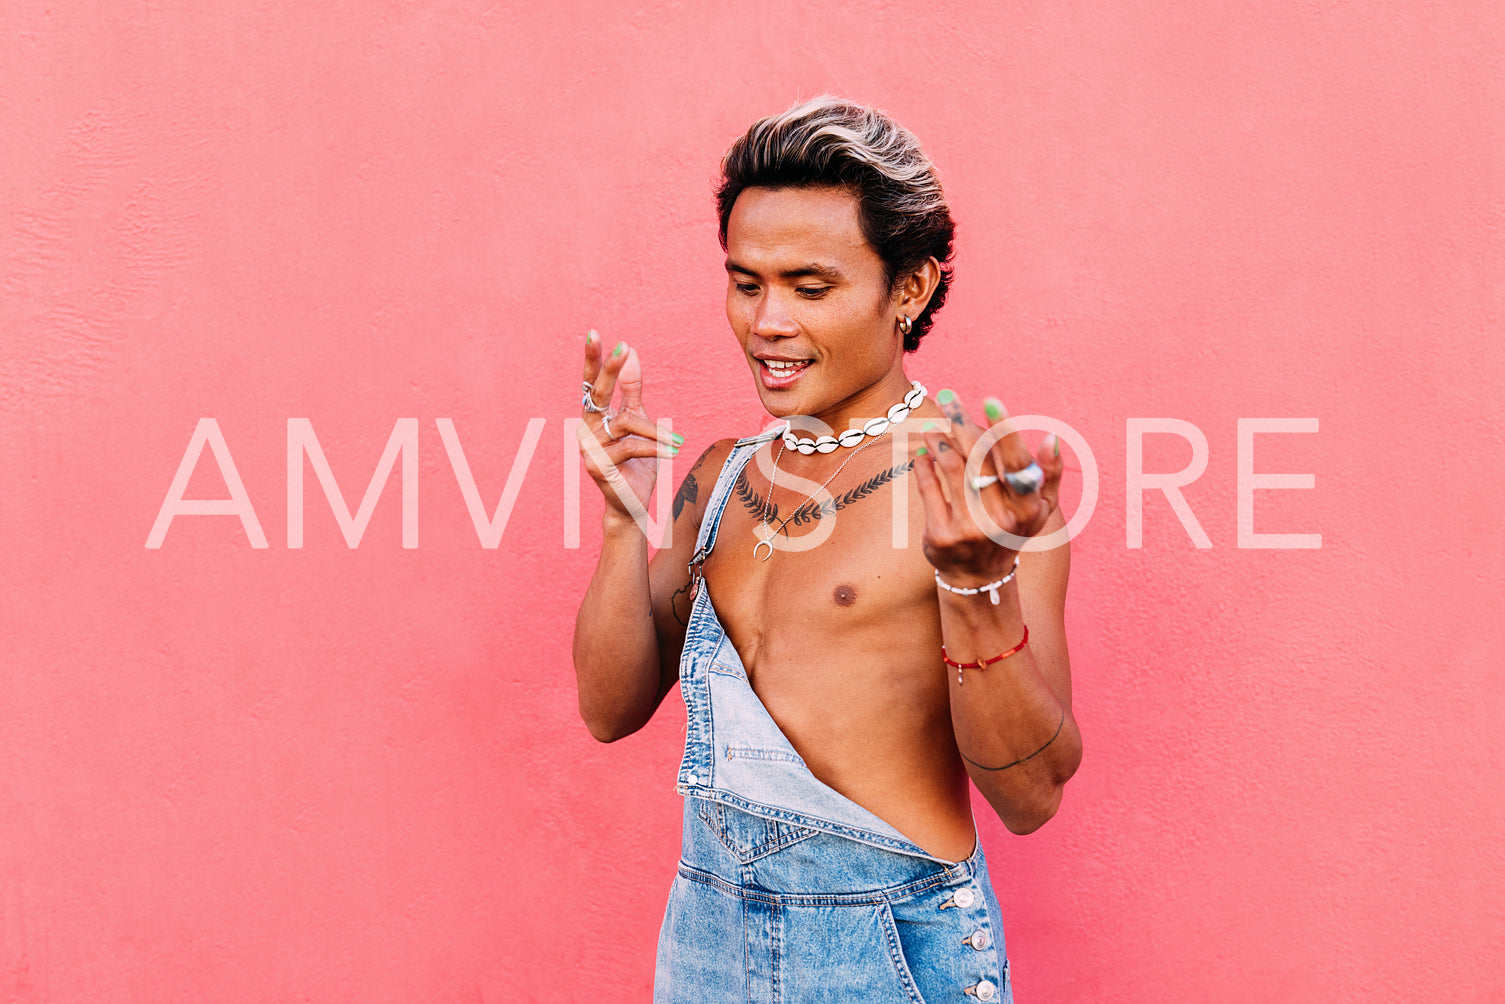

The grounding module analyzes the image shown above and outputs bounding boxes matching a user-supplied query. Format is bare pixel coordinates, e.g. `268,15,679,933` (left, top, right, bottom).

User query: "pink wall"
3,2,1501,1000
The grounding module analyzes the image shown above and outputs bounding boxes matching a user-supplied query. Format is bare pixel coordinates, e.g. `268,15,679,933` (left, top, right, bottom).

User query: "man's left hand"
912,389,1064,584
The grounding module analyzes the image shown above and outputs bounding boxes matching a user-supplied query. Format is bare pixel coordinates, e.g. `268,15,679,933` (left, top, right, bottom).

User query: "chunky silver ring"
600,412,617,440
582,381,607,414
1002,461,1045,495
968,474,1001,492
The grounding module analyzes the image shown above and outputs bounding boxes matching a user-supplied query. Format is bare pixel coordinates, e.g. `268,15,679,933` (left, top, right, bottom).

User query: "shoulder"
671,437,741,527
684,436,743,483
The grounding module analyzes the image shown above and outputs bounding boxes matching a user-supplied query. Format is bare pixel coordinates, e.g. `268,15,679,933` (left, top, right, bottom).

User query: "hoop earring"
898,315,913,337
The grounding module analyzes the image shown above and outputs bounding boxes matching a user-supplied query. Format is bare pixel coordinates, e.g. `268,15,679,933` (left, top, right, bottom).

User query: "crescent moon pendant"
753,538,774,561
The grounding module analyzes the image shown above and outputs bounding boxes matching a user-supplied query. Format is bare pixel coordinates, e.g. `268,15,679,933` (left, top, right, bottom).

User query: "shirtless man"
572,97,1081,1000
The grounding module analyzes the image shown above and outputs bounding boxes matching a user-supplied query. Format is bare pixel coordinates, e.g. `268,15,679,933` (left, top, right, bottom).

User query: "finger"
920,421,961,509
923,420,967,476
576,426,653,520
974,399,1062,539
938,391,1032,522
607,409,684,451
929,408,1034,542
617,345,645,413
576,420,627,481
588,339,631,421
1037,432,1065,510
581,328,602,384
575,419,676,480
606,436,680,463
933,389,984,461
979,397,1036,485
911,450,959,541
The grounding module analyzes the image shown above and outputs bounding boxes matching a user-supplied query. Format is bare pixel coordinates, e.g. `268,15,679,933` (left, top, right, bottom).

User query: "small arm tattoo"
670,580,694,627
671,446,717,521
957,710,1065,771
672,471,698,521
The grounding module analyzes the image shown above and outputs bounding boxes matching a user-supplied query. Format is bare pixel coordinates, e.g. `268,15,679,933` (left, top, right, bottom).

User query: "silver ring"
968,474,1000,492
1002,461,1044,495
582,381,607,414
600,412,616,440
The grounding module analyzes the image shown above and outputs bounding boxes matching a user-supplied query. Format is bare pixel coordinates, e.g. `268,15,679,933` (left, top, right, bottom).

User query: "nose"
750,289,799,341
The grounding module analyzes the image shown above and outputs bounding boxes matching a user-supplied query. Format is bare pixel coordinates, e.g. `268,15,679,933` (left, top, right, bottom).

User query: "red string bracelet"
941,626,1029,685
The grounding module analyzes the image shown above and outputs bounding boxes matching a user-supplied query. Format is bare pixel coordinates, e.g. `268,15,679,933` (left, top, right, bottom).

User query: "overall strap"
686,426,782,586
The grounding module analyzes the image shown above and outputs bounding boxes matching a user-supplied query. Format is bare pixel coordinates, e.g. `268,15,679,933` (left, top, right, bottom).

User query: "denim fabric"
654,430,1013,1003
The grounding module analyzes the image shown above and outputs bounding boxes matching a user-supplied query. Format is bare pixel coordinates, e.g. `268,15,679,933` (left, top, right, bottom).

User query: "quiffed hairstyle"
715,95,957,352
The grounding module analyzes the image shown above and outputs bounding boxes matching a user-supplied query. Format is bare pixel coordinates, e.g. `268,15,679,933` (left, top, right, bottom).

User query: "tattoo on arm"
666,447,716,627
672,472,698,521
671,446,716,522
670,580,693,627
957,710,1065,771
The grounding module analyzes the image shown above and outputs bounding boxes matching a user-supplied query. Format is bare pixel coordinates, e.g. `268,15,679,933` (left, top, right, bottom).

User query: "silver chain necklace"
753,433,882,561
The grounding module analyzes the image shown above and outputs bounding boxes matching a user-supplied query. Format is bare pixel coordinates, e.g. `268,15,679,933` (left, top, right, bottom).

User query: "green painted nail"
586,329,596,343
923,421,937,432
671,433,685,445
668,445,679,456
984,398,1004,422
916,446,928,457
1053,435,1061,457
936,389,956,405
612,342,625,358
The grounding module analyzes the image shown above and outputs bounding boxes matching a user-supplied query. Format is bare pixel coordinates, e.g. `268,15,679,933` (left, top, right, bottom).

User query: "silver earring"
899,315,913,336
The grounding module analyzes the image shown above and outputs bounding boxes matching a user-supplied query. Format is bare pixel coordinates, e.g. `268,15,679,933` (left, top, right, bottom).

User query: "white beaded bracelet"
933,557,1021,606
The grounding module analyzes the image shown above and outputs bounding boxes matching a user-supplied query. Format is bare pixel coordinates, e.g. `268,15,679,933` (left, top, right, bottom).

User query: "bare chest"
699,460,940,715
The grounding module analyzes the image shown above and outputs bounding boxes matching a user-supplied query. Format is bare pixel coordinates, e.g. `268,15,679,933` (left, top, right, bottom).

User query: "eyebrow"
724,259,845,281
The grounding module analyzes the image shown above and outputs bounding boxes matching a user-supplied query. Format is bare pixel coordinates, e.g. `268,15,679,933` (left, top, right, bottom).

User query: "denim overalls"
654,429,1013,1003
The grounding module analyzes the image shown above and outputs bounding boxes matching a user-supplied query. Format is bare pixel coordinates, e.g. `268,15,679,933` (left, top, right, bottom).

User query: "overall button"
970,978,997,1001
684,773,698,786
967,929,990,951
953,887,976,909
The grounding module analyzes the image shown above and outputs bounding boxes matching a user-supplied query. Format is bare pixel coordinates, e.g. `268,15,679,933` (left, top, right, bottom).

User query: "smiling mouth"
761,359,813,378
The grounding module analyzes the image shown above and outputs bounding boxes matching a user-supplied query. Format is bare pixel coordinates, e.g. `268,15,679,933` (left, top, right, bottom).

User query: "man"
573,96,1080,1003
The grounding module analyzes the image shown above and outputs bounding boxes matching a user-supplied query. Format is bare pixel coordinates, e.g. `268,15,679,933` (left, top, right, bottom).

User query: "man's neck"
807,369,917,437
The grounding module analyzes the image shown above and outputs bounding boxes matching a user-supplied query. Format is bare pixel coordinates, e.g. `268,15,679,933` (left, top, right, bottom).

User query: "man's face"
724,185,903,424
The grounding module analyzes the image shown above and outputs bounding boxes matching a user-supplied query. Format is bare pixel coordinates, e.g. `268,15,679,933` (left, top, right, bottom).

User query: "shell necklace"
779,380,926,454
753,380,923,560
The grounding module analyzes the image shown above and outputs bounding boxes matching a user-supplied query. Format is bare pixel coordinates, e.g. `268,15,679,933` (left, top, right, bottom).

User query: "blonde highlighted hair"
715,96,956,351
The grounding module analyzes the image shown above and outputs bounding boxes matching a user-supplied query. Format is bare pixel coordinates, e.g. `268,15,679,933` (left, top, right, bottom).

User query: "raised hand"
912,389,1065,583
578,331,683,524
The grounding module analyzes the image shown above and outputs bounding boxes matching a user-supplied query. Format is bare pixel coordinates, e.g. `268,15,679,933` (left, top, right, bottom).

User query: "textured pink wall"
3,2,1502,1001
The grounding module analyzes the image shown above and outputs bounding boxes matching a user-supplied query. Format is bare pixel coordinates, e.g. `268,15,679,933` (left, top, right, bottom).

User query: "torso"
700,427,978,863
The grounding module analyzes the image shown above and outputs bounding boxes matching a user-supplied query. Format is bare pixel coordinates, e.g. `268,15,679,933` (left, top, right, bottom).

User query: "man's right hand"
578,330,684,527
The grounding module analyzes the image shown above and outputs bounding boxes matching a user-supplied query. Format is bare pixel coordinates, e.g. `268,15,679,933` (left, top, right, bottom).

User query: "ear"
894,256,942,320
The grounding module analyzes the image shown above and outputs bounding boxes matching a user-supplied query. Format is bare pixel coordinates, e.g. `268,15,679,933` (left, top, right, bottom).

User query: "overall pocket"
693,797,819,865
773,898,930,1003
885,882,1008,1004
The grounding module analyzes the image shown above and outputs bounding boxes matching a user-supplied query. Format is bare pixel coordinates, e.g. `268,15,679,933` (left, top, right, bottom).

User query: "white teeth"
764,360,808,373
